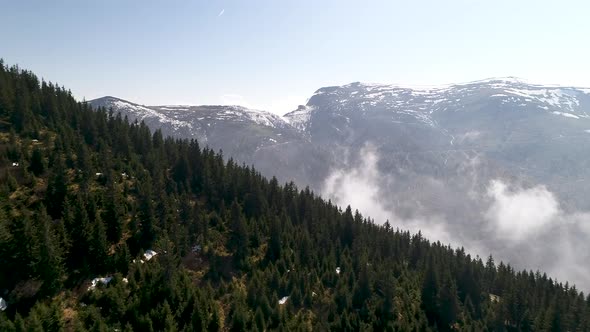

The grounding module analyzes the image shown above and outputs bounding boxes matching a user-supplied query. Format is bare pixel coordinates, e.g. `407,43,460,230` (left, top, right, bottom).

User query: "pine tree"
8,213,38,285
228,200,249,268
13,313,26,332
102,183,124,244
0,209,14,289
208,305,221,332
0,314,15,332
45,156,68,220
254,307,265,331
28,147,45,176
89,214,109,274
265,216,282,263
64,194,93,271
34,206,65,295
137,181,157,250
11,83,34,134
438,271,460,331
421,260,439,326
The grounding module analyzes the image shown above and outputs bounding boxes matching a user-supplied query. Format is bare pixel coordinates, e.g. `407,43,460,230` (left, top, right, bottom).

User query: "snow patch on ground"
133,249,158,264
88,276,113,291
143,249,157,261
106,99,193,130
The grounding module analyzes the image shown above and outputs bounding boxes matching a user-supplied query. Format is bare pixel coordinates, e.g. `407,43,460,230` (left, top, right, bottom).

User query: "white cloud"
322,144,391,223
485,180,560,241
321,144,456,246
320,143,590,290
482,180,590,288
218,9,225,17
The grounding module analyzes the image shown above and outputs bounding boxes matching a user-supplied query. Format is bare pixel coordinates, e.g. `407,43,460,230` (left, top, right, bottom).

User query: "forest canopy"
0,60,588,331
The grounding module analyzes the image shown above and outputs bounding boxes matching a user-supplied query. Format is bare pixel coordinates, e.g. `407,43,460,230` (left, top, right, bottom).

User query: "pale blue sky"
1,0,589,114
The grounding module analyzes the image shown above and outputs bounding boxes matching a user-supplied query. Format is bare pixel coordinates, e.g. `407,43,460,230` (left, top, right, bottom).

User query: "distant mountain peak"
283,105,315,132
87,97,303,161
464,76,528,84
316,77,590,95
284,78,590,135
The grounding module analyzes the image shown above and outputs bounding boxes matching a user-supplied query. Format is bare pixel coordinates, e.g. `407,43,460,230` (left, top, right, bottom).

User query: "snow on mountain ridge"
219,105,290,129
311,77,525,96
285,78,590,134
91,97,290,130
98,97,194,130
94,77,590,138
309,79,590,114
313,77,590,96
283,105,314,132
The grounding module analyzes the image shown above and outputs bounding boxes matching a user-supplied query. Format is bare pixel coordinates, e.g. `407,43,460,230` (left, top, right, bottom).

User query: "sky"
1,0,589,115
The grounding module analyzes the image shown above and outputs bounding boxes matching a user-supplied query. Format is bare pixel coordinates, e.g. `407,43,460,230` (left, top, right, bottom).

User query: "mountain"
286,78,590,210
89,78,590,289
89,96,298,152
4,62,590,331
89,96,332,186
285,78,590,289
90,78,590,211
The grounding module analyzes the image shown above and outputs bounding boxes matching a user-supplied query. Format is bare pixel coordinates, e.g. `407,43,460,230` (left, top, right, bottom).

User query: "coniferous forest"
1,61,590,331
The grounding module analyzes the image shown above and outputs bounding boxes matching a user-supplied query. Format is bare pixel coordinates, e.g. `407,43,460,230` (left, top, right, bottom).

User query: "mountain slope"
287,78,590,132
89,96,333,186
91,79,590,208
89,78,590,290
89,79,590,220
3,62,590,331
5,61,590,331
89,96,299,148
287,78,590,210
283,79,590,290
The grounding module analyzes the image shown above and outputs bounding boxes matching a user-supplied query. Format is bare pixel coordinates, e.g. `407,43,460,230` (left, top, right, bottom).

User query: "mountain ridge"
91,77,590,119
89,78,590,290
3,62,590,330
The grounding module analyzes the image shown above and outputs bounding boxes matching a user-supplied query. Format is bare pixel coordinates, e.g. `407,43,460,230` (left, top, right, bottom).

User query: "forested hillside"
1,61,589,331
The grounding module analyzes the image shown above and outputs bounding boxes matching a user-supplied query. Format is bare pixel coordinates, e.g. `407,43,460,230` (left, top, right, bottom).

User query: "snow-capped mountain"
285,78,590,133
90,78,590,212
90,97,200,140
89,97,302,160
283,105,315,133
282,78,590,213
91,96,295,136
150,104,293,131
91,79,590,290
88,96,328,185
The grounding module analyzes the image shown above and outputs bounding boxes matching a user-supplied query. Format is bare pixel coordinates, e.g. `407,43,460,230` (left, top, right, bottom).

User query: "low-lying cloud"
485,180,560,241
321,143,590,291
323,145,391,223
322,144,455,245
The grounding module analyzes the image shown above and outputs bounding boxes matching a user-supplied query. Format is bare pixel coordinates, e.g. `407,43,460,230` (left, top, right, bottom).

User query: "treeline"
0,60,589,331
